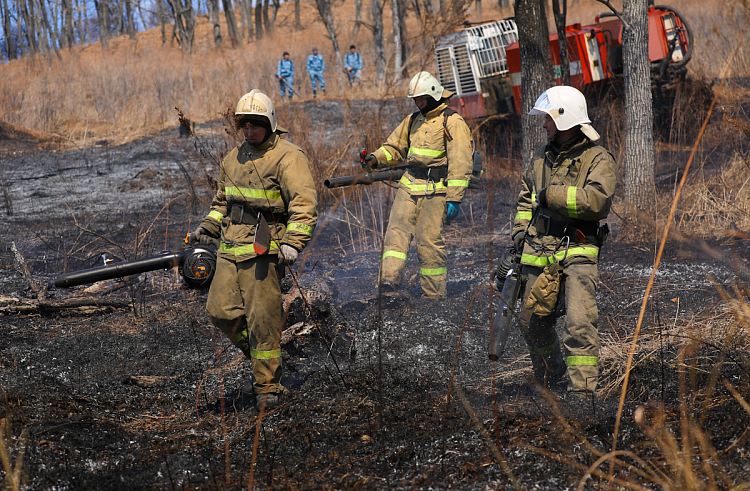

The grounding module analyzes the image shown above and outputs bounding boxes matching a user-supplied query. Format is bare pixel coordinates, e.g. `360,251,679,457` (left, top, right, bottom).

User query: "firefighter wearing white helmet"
363,71,473,299
509,85,616,402
190,90,318,411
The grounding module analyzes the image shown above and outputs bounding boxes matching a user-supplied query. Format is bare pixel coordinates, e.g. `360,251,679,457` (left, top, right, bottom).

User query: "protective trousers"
381,188,447,298
309,71,326,92
519,260,599,393
207,254,285,395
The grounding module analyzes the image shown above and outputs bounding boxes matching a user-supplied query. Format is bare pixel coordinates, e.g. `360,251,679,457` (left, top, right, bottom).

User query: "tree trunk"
294,0,302,30
95,0,109,48
254,0,262,39
272,0,279,24
622,0,654,210
238,0,247,41
208,0,220,46
391,0,402,83
352,0,360,38
314,0,345,86
371,0,385,86
166,0,195,54
62,0,74,47
2,0,17,58
262,0,270,31
398,0,408,77
221,0,240,47
125,0,135,39
421,0,431,15
552,0,570,85
157,0,165,45
242,0,253,41
515,0,555,165
475,0,481,18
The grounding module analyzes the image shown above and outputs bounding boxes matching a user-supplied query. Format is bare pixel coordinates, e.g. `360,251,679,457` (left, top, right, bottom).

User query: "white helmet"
235,90,277,132
529,86,599,141
407,71,454,101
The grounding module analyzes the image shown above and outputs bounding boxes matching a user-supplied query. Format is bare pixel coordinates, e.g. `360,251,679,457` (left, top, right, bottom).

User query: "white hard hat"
235,90,277,132
407,71,454,101
529,86,599,141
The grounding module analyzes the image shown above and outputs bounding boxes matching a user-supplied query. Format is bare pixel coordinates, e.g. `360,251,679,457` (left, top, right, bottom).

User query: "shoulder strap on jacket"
442,107,456,143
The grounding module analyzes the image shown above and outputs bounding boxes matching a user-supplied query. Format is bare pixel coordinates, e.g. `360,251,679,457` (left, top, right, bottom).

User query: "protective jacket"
200,132,317,262
512,136,616,266
344,52,363,71
306,54,325,73
277,59,294,78
371,102,473,203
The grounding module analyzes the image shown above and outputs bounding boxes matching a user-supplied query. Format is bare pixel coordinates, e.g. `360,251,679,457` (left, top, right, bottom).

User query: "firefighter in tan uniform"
190,90,317,410
512,86,616,398
364,72,473,299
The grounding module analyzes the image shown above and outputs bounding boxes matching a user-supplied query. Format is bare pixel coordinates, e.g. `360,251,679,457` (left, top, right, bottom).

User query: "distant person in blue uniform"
306,47,326,98
276,52,295,101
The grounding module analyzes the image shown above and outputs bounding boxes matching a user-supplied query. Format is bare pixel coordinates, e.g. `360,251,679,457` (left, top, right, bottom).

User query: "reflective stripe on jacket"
200,133,318,262
512,137,616,265
371,102,473,202
306,54,325,73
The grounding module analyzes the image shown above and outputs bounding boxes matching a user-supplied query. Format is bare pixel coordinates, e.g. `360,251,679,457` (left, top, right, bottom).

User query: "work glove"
446,201,460,220
278,244,299,268
362,154,378,170
189,226,215,247
493,246,515,292
512,231,525,253
537,188,548,208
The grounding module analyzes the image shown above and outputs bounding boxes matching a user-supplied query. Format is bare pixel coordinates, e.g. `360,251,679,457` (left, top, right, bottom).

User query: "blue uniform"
306,53,326,92
276,58,295,98
344,52,363,85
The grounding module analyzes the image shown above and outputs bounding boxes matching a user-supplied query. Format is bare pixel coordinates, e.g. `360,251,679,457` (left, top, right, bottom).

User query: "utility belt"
407,165,448,181
229,204,286,226
535,214,599,240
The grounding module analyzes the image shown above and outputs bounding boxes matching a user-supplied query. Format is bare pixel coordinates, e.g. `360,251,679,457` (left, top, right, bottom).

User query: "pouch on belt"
525,262,563,317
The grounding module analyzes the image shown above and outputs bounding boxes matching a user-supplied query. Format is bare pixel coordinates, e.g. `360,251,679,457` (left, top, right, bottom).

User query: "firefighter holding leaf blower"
504,86,616,402
190,90,318,411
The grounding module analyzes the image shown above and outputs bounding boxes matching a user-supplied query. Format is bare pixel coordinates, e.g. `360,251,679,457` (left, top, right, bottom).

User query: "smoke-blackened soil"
1,101,750,490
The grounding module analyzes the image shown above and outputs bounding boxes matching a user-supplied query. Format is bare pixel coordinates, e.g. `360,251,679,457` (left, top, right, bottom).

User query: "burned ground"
1,100,750,490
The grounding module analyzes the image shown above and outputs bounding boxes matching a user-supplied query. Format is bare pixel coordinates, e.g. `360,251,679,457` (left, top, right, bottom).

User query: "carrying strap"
406,107,456,154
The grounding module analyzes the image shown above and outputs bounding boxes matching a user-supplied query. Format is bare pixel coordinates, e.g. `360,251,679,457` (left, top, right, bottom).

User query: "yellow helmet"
407,71,454,101
235,90,277,132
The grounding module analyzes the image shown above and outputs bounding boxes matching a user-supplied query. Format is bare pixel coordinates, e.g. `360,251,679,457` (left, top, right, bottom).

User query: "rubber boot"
313,90,317,98
529,339,567,393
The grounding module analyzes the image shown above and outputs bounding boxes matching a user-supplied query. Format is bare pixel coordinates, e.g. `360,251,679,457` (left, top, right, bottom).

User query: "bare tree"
157,0,166,45
515,0,555,164
314,0,345,86
208,0,221,46
621,0,654,210
2,0,18,58
166,0,195,54
222,0,240,47
262,0,270,31
552,0,570,85
94,0,109,48
62,0,74,47
237,0,250,42
391,0,402,82
294,0,301,30
475,0,481,18
371,0,385,86
254,0,262,39
351,0,360,39
125,0,135,39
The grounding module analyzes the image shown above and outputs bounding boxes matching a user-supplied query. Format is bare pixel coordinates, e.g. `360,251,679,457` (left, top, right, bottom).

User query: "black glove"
189,226,215,246
493,246,515,291
362,154,377,170
537,188,548,208
512,231,524,252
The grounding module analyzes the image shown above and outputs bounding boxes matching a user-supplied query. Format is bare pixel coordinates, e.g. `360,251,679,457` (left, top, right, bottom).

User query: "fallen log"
0,295,131,314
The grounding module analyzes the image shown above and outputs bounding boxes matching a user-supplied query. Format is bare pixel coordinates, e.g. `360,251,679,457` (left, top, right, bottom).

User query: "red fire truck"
434,5,693,120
